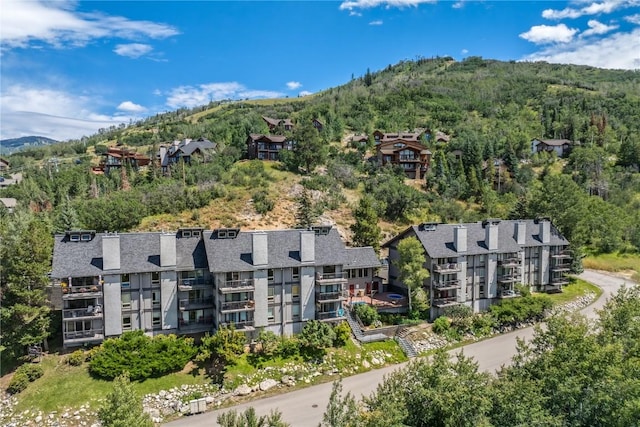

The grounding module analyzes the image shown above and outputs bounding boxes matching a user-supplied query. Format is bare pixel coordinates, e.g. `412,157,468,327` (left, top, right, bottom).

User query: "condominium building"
51,226,380,348
383,219,571,320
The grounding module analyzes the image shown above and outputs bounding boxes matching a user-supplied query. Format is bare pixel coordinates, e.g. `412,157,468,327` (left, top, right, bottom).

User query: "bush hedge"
89,331,197,380
354,303,379,327
7,363,44,394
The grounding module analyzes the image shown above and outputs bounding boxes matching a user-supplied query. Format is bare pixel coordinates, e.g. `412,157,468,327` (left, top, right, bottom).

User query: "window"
121,292,131,309
152,312,161,328
292,304,300,320
121,273,130,288
478,256,486,266
479,285,485,298
151,271,160,284
268,269,275,282
292,284,300,300
268,286,275,302
192,230,201,238
122,316,132,331
70,234,80,242
81,233,91,241
226,271,239,282
267,307,275,323
152,291,160,308
292,267,299,280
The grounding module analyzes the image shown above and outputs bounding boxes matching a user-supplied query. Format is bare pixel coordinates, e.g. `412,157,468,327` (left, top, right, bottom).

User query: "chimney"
102,234,121,270
252,232,268,266
515,221,526,245
539,219,550,244
300,230,315,263
454,225,467,253
484,220,499,251
160,233,176,267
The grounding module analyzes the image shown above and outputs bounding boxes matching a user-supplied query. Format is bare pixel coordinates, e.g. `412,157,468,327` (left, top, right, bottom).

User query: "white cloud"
452,1,465,9
0,0,179,50
542,1,639,20
349,11,363,16
461,48,469,54
113,43,153,58
0,84,137,140
369,20,384,25
117,101,146,113
165,82,284,109
581,19,618,37
519,24,579,44
286,81,302,90
339,0,436,11
521,28,640,70
299,91,313,97
625,13,640,24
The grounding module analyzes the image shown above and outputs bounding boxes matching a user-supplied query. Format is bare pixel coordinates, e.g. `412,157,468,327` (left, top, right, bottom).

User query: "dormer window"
216,228,240,239
182,230,192,238
192,230,201,238
70,234,80,242
81,234,91,241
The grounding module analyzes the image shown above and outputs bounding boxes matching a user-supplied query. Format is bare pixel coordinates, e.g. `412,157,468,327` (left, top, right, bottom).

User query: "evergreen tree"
0,213,53,362
395,237,430,314
321,380,359,427
97,373,153,427
350,196,382,253
292,121,326,174
295,188,319,228
54,197,80,232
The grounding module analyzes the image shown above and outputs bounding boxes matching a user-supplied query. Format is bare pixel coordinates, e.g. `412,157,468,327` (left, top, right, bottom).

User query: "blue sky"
1,0,639,141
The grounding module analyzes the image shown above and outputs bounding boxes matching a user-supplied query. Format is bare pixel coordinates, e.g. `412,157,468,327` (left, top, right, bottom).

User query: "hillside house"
383,219,571,320
531,138,573,158
312,118,324,132
99,147,151,174
262,116,294,132
0,158,9,172
246,134,295,160
159,138,217,173
51,226,380,347
374,131,432,179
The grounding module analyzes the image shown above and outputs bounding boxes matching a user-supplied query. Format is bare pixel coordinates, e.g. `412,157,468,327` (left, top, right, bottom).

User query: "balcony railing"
551,275,570,285
399,155,419,161
178,277,211,291
316,272,347,284
499,274,521,284
220,300,255,312
179,316,213,331
63,330,104,342
433,297,462,308
219,320,255,331
62,284,102,298
432,280,460,290
433,263,461,274
551,250,572,259
499,257,522,267
316,291,345,302
317,310,346,321
63,308,103,319
218,279,255,293
498,289,521,299
551,264,571,272
179,297,214,310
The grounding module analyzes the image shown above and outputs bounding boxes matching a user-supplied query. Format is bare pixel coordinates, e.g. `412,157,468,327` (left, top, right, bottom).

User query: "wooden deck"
348,292,408,310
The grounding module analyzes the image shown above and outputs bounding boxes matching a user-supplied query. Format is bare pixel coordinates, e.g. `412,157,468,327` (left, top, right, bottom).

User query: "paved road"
167,270,635,427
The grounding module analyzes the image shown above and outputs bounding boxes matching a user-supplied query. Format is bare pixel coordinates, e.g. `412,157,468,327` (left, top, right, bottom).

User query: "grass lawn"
583,252,640,282
13,354,209,414
533,278,602,305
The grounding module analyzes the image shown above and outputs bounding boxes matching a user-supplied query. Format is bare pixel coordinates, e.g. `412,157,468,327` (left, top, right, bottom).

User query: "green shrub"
471,314,496,337
7,372,29,394
277,336,299,358
16,363,44,382
333,321,352,347
89,331,196,380
252,189,275,215
354,304,379,327
489,295,553,326
432,316,451,334
66,349,87,366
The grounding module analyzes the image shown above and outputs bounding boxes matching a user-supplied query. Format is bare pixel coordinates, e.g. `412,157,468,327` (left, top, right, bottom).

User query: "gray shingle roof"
383,219,568,259
176,237,208,271
202,228,375,273
344,247,381,269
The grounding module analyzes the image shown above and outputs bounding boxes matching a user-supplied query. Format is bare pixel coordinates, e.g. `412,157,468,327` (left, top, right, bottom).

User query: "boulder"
235,384,252,396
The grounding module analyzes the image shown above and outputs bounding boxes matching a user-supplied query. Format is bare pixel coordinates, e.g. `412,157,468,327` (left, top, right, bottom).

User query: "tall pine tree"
350,196,382,253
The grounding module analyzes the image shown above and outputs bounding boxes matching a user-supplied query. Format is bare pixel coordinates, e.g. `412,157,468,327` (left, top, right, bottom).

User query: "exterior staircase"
345,307,364,340
395,326,418,358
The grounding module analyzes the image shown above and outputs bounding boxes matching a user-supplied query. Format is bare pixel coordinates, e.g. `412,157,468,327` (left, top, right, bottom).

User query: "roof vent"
418,222,438,231
216,228,240,239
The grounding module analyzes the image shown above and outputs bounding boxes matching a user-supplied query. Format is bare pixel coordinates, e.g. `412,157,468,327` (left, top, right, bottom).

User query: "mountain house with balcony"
51,226,379,347
383,219,571,320
158,138,217,174
374,130,432,179
246,134,295,160
97,147,151,174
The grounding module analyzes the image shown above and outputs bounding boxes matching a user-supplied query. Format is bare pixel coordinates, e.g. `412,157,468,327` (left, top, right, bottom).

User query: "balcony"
178,277,211,291
315,272,347,284
498,289,521,299
220,300,255,312
399,155,419,161
63,330,104,345
551,264,571,272
433,297,462,308
219,321,255,331
499,257,522,267
433,263,461,274
179,297,214,310
218,279,255,293
179,316,214,333
551,250,572,259
62,284,102,299
432,280,460,290
499,274,521,284
317,309,346,321
63,307,103,320
316,291,345,302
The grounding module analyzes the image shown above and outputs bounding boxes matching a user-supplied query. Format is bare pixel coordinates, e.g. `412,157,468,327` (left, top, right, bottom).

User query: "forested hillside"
1,54,639,372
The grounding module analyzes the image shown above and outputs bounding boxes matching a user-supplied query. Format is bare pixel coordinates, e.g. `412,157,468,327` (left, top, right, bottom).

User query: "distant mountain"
0,136,58,154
